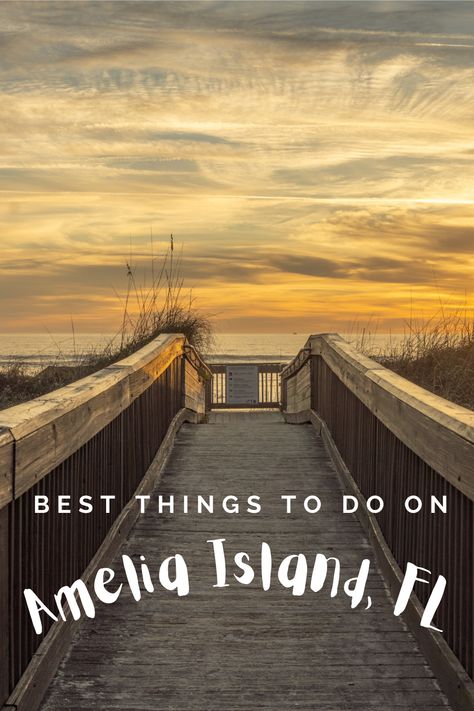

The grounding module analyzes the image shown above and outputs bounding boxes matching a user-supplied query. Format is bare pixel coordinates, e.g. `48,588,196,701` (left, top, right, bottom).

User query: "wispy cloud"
0,1,473,331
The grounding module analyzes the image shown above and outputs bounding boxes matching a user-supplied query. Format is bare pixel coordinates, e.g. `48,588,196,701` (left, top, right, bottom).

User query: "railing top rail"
184,343,213,377
209,362,285,373
0,333,184,434
280,348,311,379
283,333,474,500
312,333,474,427
0,333,208,506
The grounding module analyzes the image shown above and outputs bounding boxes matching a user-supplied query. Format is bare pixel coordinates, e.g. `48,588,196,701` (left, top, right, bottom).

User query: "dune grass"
0,237,213,410
365,310,474,410
2,245,472,413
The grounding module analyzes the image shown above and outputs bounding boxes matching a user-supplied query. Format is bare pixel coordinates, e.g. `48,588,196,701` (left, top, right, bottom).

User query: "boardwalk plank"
40,413,450,710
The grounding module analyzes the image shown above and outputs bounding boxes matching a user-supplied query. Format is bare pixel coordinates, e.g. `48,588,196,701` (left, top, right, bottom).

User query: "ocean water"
0,332,404,371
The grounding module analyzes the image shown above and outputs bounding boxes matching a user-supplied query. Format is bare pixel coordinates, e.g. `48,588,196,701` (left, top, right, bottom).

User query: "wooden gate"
208,362,283,409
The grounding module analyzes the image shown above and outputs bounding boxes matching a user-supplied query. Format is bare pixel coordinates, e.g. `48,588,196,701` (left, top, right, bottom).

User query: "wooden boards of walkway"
40,412,450,710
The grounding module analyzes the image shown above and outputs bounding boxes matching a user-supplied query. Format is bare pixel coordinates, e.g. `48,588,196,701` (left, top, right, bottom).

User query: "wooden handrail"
0,428,13,509
280,348,311,380
0,334,194,503
0,333,210,709
282,333,474,705
283,334,474,500
184,343,213,378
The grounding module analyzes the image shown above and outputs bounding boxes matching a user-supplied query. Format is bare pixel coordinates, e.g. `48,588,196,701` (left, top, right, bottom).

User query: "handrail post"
180,352,186,409
310,352,317,412
205,378,212,412
0,505,9,706
280,371,287,411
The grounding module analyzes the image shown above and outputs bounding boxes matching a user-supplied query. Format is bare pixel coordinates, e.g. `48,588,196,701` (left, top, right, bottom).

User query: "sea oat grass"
373,311,474,410
0,237,213,409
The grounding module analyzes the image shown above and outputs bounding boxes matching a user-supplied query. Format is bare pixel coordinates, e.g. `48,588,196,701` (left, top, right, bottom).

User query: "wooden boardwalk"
40,413,450,710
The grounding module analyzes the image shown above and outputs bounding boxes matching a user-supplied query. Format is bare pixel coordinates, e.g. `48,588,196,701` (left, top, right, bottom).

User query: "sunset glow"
1,1,473,332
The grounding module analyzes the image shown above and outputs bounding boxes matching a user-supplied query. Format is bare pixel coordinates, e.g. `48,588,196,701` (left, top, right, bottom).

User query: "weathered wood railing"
281,334,474,711
0,334,211,710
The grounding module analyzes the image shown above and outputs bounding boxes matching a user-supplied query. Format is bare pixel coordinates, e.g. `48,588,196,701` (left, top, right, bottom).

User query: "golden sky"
1,1,473,333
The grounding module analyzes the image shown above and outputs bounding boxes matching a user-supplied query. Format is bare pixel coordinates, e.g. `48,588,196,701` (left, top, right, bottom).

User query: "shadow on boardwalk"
41,412,450,710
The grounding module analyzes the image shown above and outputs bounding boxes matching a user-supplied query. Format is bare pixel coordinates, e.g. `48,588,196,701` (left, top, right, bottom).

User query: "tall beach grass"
361,309,474,410
0,237,213,409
